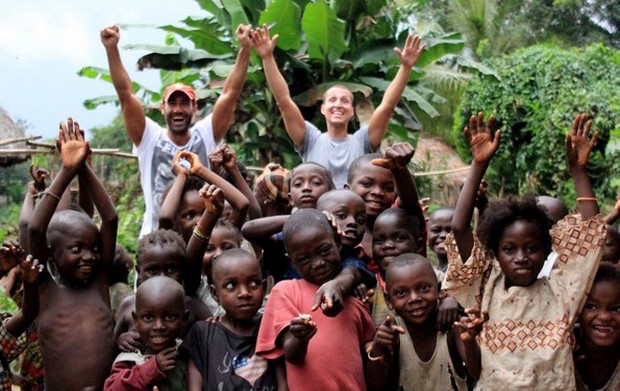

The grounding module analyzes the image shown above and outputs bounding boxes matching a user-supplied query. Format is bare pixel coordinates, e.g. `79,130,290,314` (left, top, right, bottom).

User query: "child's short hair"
135,229,187,267
593,262,620,285
135,275,185,307
47,210,97,245
160,176,205,207
110,245,133,284
214,218,243,244
385,253,437,287
347,153,382,184
282,209,335,253
290,162,336,190
376,208,422,237
211,248,260,284
476,195,553,256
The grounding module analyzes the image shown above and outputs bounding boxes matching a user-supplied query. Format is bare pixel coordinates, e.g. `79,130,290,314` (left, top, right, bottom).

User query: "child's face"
203,227,241,272
602,227,620,264
579,280,620,349
134,291,186,353
51,223,101,286
387,263,438,326
427,210,453,258
175,190,205,243
289,165,331,209
137,244,184,285
373,215,418,272
347,162,395,219
287,226,341,286
211,253,265,323
318,192,366,248
497,220,548,287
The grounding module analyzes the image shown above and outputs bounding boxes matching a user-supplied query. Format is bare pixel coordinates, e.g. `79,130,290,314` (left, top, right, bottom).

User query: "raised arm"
253,24,306,147
18,165,49,251
452,113,500,262
28,119,89,264
217,144,262,220
211,24,252,143
605,198,620,225
565,113,600,220
4,255,43,338
158,153,190,230
367,34,426,149
101,25,146,146
241,215,289,249
372,142,419,212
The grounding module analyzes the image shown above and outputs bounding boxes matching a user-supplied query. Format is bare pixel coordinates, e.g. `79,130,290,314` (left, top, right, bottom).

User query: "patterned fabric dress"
442,215,606,391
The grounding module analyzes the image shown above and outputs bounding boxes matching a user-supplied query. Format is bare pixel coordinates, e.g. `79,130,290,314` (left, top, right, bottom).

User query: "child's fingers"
590,130,600,147
392,325,406,334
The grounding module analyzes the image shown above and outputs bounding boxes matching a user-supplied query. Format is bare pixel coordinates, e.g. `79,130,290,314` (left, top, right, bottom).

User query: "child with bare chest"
28,118,118,390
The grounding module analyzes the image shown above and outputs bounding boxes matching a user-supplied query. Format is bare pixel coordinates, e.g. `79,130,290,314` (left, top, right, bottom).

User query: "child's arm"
365,316,403,391
452,113,500,262
241,215,289,249
28,119,90,264
18,165,49,251
78,156,95,218
182,151,249,228
367,35,426,149
605,198,620,225
4,255,43,338
452,308,488,380
103,348,174,390
566,113,600,220
217,144,262,220
185,184,224,296
372,142,419,213
281,315,317,364
186,358,203,391
211,24,252,144
158,152,191,230
252,24,307,147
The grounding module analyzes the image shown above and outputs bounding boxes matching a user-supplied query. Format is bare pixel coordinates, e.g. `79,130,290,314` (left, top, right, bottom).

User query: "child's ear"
131,311,137,323
416,237,425,254
209,284,220,304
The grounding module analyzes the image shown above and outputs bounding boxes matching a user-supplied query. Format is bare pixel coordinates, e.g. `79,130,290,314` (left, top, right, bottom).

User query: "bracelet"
366,344,385,362
576,197,597,202
44,190,62,201
193,226,210,242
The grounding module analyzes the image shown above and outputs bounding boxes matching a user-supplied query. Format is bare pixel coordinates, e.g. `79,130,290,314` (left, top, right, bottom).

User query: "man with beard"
101,24,252,237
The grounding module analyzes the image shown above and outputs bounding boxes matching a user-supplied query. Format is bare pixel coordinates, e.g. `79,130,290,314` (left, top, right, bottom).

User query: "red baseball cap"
162,83,196,103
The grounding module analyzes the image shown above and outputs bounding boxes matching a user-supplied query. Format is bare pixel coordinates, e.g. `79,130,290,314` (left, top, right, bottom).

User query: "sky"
0,0,203,140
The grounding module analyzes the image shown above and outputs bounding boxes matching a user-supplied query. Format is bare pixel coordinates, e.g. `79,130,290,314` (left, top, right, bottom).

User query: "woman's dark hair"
476,195,554,256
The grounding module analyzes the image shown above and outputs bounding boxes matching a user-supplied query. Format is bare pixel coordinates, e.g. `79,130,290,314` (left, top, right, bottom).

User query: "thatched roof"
0,107,28,167
413,135,469,207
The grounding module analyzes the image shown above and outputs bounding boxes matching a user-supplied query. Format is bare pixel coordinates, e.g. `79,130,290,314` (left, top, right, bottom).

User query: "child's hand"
117,331,143,353
236,24,253,48
0,241,25,275
353,283,374,303
252,24,278,59
312,280,344,317
419,197,430,214
19,255,43,284
454,308,488,343
289,314,317,342
372,316,405,355
321,211,343,237
221,144,238,171
176,151,203,175
474,179,489,210
371,142,415,170
29,164,50,193
171,151,191,177
155,346,178,373
566,113,599,170
58,118,90,170
199,184,225,214
394,34,426,69
436,296,460,332
464,113,500,164
208,146,224,173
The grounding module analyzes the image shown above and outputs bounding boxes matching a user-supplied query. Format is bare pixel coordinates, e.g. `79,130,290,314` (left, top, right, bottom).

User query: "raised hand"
566,113,599,170
464,112,501,164
58,118,90,170
236,24,253,48
394,34,426,69
207,146,224,173
221,144,238,171
454,308,489,343
372,142,415,170
436,296,460,332
371,316,405,356
199,184,224,214
0,241,25,275
29,164,50,193
175,151,203,175
155,346,178,373
117,331,143,353
289,314,317,342
19,255,43,284
172,151,191,178
100,25,120,49
252,24,278,58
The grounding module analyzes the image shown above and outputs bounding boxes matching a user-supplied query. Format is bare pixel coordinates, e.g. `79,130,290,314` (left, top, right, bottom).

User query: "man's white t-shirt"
134,116,217,237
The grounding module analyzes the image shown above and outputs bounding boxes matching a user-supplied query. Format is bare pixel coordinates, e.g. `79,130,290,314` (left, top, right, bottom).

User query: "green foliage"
454,44,620,208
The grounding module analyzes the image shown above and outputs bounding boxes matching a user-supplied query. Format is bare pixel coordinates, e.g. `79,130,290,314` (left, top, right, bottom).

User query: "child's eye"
249,280,261,289
373,236,384,244
166,266,179,274
356,216,366,225
502,246,514,254
320,245,334,255
223,243,236,251
384,185,395,193
360,181,372,188
419,285,431,293
70,246,80,254
583,303,597,311
335,213,346,219
142,314,153,322
165,314,178,321
225,281,236,290
611,306,620,313
526,245,539,253
312,180,323,187
394,289,406,298
296,257,310,266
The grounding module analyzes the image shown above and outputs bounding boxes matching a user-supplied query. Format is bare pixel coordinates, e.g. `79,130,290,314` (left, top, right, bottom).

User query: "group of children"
1,110,619,391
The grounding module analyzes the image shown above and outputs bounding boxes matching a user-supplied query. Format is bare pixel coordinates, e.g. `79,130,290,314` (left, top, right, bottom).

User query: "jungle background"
1,0,619,310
